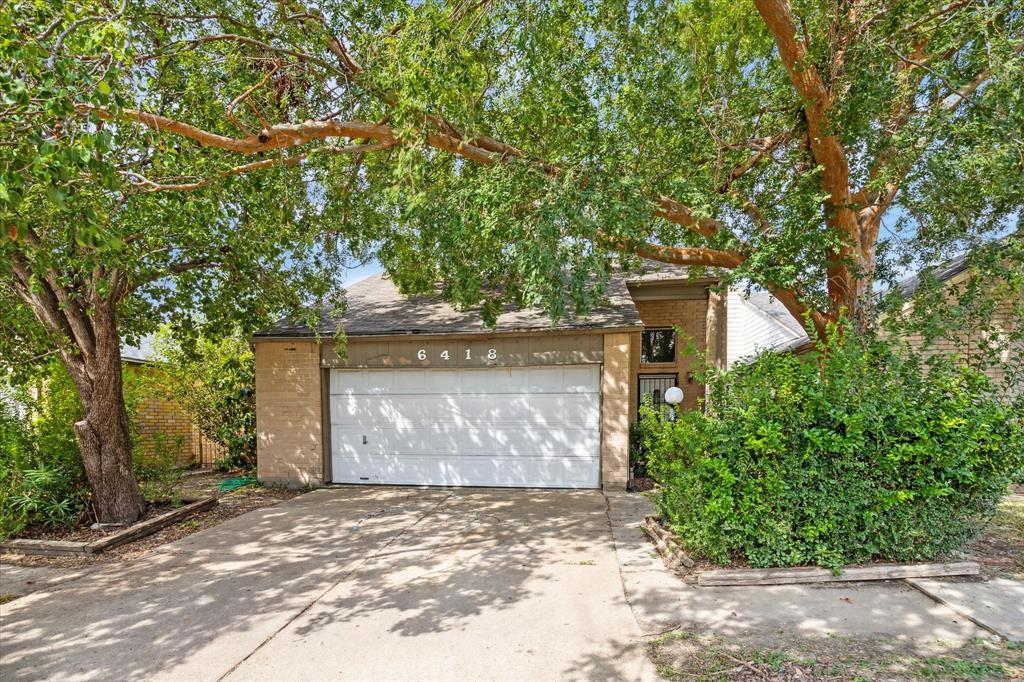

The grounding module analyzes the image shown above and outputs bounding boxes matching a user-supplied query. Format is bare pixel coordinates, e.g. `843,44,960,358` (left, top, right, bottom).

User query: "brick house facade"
253,265,727,490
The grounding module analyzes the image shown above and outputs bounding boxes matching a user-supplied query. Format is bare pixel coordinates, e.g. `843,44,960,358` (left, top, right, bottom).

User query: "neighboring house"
894,251,1022,398
122,338,224,467
724,248,1022,394
726,289,809,367
253,264,728,490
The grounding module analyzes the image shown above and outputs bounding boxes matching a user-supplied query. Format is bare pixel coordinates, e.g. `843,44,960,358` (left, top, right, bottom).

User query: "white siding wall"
726,289,809,368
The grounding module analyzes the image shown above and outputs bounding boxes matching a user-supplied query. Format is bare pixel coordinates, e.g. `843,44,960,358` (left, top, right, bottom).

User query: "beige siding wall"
602,332,631,489
255,340,323,487
629,295,709,418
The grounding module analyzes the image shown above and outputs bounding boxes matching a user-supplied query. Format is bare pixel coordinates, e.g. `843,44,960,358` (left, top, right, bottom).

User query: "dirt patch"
632,477,656,493
1,473,303,569
648,630,1024,681
963,495,1024,580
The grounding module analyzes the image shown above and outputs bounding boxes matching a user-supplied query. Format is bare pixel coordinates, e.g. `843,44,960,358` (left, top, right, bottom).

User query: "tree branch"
127,258,222,293
716,133,791,194
121,141,394,192
753,0,858,310
600,233,828,339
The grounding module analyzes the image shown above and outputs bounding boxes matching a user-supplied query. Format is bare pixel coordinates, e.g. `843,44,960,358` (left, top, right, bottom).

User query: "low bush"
629,400,658,480
0,364,90,539
644,331,1023,570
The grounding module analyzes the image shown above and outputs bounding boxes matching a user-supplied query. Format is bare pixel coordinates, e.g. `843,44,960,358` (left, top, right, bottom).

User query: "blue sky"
340,259,382,286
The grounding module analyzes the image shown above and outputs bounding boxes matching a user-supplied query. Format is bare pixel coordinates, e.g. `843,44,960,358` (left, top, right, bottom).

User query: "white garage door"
329,365,601,488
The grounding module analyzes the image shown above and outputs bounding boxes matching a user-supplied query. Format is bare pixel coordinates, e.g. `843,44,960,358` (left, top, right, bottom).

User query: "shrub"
645,331,1023,570
0,364,90,538
154,329,256,471
629,398,658,480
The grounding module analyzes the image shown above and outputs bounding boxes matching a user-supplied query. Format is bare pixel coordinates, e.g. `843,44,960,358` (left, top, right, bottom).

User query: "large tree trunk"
61,311,146,525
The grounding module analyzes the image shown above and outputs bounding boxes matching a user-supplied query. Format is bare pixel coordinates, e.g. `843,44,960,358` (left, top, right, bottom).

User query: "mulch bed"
14,501,184,544
644,515,990,585
631,476,656,492
0,472,303,568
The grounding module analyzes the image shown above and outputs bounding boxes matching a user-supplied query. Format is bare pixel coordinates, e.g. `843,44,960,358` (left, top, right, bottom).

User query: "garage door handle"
362,435,368,445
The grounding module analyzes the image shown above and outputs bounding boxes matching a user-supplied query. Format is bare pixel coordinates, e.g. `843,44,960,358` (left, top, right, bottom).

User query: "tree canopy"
7,0,1021,343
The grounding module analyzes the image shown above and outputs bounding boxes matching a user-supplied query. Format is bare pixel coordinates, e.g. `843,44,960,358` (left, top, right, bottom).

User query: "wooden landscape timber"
697,561,981,586
0,497,217,557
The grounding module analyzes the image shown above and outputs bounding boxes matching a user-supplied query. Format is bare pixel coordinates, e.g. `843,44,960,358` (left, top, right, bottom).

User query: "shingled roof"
255,263,708,339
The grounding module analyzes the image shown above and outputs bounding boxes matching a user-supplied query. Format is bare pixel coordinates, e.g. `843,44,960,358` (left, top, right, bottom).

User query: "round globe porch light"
664,386,684,406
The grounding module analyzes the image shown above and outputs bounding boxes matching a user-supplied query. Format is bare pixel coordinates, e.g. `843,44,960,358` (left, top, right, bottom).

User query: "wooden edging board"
0,538,91,557
697,561,980,586
0,497,217,557
643,516,695,569
87,497,218,553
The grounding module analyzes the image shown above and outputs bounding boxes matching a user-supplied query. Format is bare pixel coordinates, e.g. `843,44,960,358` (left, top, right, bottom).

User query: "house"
122,338,224,467
252,265,727,490
893,249,1022,398
726,289,809,367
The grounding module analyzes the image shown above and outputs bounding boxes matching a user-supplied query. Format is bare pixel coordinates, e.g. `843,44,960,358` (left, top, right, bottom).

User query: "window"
641,328,676,364
638,374,678,408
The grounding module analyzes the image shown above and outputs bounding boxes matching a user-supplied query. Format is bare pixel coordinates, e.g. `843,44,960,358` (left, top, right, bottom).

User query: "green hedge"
643,333,1023,570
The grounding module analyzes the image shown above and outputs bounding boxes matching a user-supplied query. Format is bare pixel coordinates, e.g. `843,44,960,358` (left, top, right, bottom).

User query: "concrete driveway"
0,487,657,681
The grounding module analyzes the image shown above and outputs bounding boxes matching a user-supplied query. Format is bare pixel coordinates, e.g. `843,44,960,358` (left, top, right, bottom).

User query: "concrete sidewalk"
605,492,996,652
1,487,657,681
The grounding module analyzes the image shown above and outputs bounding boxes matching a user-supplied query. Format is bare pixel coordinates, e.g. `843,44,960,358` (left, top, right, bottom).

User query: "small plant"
1,365,90,538
629,403,658,481
8,464,85,529
914,657,1007,681
135,433,186,504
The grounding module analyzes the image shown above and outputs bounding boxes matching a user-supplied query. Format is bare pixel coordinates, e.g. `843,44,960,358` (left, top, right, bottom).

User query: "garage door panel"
330,367,600,396
334,453,599,488
332,394,600,430
330,366,601,488
332,425,599,457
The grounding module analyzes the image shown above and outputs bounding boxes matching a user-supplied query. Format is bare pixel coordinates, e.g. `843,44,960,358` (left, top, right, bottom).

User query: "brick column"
601,332,631,489
254,340,324,487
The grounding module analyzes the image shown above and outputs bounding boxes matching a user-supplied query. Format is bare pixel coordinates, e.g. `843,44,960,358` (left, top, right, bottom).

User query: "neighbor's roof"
895,252,970,298
256,264,712,339
121,335,157,364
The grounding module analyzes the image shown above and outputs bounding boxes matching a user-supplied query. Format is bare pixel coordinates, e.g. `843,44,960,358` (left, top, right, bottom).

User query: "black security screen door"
641,328,676,364
638,374,679,408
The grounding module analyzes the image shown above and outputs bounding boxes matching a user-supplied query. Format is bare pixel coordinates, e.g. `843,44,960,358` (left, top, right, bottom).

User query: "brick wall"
254,340,323,487
127,364,225,466
900,281,1022,399
629,295,709,417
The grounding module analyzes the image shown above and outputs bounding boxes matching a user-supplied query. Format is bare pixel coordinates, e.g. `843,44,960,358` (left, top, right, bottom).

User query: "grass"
967,494,1024,579
648,632,1024,681
0,593,17,605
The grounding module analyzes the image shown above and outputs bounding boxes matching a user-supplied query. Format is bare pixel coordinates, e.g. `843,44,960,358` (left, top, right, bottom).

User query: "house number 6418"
416,348,497,361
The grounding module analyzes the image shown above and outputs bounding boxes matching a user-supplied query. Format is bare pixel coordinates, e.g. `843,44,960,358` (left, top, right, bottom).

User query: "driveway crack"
216,491,455,681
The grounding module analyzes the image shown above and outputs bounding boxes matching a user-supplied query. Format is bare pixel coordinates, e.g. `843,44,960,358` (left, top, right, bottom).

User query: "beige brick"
602,332,631,489
629,297,709,418
255,341,324,487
